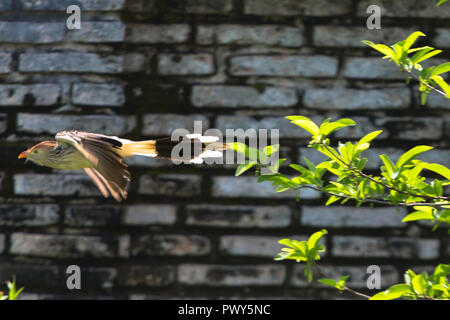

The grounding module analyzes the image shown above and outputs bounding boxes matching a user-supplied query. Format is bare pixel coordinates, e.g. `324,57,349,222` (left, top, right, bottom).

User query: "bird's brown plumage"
18,130,225,202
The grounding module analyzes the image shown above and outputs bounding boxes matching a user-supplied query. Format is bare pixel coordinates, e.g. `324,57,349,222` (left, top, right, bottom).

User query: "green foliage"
363,31,450,104
370,264,450,300
274,229,327,283
403,205,450,231
436,0,448,6
229,116,449,299
0,277,24,300
229,142,284,176
228,116,450,230
318,276,349,292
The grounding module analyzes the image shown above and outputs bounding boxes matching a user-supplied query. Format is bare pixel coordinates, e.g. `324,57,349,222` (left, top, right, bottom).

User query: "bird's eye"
33,151,38,154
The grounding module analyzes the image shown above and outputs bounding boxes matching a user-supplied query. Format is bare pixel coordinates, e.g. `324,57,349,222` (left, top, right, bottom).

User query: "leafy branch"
228,116,450,230
274,230,450,300
363,31,450,105
229,115,450,299
0,277,24,301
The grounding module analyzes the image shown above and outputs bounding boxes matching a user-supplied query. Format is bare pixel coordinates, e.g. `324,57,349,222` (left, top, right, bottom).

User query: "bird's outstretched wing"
55,131,130,202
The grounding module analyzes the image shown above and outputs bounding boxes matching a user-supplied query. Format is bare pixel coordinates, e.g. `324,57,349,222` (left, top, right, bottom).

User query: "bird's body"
18,130,225,202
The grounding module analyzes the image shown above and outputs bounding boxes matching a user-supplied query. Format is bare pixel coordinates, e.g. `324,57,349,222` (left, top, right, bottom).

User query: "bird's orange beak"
18,151,29,159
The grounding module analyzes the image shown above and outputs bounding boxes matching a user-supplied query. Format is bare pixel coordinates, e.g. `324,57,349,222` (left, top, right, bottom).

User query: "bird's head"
18,141,57,166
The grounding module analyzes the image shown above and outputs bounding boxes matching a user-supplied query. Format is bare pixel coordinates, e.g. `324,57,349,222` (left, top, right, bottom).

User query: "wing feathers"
57,131,130,201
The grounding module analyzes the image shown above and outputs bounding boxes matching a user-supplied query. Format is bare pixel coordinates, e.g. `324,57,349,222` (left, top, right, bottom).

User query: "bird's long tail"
121,134,226,163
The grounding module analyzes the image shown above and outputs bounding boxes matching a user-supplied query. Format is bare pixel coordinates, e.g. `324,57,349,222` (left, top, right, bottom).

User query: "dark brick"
66,21,125,43
0,84,61,106
19,0,125,10
313,26,415,47
123,205,177,226
212,176,320,199
74,267,117,289
357,0,450,18
244,0,352,16
118,266,175,287
197,25,304,47
14,173,102,197
158,53,215,75
132,235,211,256
0,204,59,226
0,263,59,287
16,113,136,135
10,233,123,258
127,24,190,43
142,114,209,136
0,234,4,253
139,174,202,197
19,52,123,73
64,205,121,227
304,88,411,110
178,264,286,286
0,114,6,134
0,52,12,73
185,204,291,228
0,0,11,11
220,236,284,257
72,83,125,107
191,85,298,108
229,55,338,77
169,0,232,14
374,117,443,140
301,206,406,228
0,22,64,43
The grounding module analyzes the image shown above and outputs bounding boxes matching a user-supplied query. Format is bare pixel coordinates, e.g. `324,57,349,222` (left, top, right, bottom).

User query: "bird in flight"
18,131,225,202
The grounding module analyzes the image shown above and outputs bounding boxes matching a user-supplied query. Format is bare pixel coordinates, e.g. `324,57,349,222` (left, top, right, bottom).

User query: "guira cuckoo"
18,130,225,202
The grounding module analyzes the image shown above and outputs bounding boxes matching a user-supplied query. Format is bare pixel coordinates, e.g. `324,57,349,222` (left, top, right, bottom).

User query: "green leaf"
319,118,356,136
379,154,397,179
268,158,286,174
370,284,413,300
411,47,434,64
227,142,259,161
286,116,320,136
431,62,450,76
414,49,442,64
357,130,383,148
235,160,257,176
402,210,434,222
278,239,297,249
430,75,450,97
263,144,280,157
421,92,428,105
411,274,427,295
403,31,425,52
362,41,399,64
289,164,311,175
325,195,341,206
436,0,448,6
396,145,433,168
307,229,328,250
319,276,348,291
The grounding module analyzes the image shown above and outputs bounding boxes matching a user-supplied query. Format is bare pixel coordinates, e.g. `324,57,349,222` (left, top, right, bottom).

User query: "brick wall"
0,0,449,299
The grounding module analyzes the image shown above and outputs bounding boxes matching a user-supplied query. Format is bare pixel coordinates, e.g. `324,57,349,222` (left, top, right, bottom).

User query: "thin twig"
320,144,449,202
315,265,371,299
298,185,450,208
408,70,447,97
